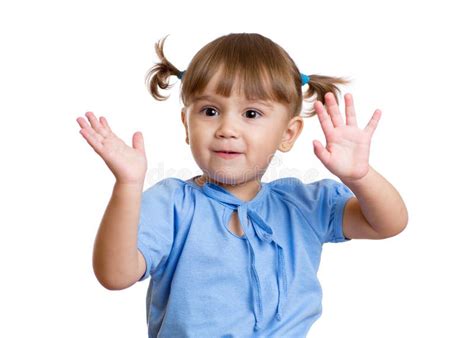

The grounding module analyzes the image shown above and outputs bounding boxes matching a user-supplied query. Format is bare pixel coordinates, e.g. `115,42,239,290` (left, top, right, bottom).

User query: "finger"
99,116,112,133
78,125,104,153
344,93,358,127
76,117,105,143
76,116,89,129
85,112,108,137
324,92,344,128
132,131,146,154
364,109,382,137
313,140,331,165
314,100,334,135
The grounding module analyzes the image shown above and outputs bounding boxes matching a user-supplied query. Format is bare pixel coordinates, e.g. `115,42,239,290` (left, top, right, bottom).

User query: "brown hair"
145,33,350,118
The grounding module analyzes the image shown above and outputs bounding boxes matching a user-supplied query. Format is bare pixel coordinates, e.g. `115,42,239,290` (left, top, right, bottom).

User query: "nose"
215,114,239,139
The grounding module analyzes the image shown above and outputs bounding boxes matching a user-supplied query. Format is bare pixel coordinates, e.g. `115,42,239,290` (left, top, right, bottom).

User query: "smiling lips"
215,150,241,154
214,150,243,159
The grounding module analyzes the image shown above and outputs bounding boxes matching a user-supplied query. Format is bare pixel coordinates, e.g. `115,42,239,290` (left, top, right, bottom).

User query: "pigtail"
145,34,183,101
302,74,351,117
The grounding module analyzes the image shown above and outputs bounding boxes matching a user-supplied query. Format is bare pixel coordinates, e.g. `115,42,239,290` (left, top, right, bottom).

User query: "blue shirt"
137,175,354,337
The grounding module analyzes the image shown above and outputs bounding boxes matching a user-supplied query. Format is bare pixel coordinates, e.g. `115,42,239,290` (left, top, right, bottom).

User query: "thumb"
132,131,146,154
312,140,330,165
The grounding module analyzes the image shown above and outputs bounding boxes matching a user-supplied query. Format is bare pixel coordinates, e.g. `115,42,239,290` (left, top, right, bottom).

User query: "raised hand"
76,112,147,185
312,92,381,183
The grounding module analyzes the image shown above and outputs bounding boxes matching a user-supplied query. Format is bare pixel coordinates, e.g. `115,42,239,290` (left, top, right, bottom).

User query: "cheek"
250,136,279,164
187,123,206,143
254,130,280,149
188,129,211,158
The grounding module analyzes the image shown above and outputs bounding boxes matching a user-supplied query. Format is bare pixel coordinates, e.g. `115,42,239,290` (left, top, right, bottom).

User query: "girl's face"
181,73,303,187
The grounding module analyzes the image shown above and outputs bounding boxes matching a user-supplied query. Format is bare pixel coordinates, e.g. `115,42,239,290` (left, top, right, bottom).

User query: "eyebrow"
193,95,273,108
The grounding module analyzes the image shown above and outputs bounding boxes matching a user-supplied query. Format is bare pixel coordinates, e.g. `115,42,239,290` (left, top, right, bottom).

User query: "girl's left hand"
312,92,381,183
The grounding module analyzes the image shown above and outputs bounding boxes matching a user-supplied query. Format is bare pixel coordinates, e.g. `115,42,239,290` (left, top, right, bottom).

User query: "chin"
210,173,243,186
208,169,264,186
198,169,240,186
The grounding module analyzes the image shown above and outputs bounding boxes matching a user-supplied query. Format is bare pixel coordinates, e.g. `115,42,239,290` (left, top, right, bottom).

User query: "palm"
77,112,147,185
313,93,381,182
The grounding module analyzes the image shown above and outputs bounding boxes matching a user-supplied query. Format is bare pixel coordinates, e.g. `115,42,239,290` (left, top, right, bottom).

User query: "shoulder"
266,176,352,203
144,177,186,194
138,177,198,238
266,176,304,197
265,177,354,243
142,177,195,209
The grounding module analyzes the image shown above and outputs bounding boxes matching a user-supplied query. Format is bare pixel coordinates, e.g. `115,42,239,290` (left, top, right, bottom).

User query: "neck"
195,175,262,202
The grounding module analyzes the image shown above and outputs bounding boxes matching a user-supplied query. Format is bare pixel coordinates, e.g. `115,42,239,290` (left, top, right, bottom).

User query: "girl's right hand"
76,112,147,185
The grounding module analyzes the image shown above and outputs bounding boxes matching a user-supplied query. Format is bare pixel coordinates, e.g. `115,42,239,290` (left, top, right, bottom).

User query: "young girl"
77,33,408,337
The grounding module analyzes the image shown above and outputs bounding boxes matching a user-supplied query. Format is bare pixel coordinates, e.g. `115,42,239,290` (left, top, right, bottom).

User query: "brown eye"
202,107,218,116
245,110,262,119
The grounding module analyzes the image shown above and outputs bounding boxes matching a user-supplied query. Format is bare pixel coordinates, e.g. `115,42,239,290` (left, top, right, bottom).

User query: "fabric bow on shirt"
202,182,288,331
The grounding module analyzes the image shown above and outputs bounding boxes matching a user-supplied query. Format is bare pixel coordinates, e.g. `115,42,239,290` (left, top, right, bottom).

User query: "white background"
1,0,473,337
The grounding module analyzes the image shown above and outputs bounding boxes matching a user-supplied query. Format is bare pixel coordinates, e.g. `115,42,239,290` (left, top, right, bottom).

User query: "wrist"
114,180,144,193
340,165,374,189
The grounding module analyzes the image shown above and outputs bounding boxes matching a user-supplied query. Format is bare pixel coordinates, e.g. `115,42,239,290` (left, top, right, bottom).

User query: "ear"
278,116,304,152
181,108,189,145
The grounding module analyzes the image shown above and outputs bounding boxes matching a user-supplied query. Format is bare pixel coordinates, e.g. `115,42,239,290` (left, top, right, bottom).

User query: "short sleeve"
292,178,355,244
136,178,179,281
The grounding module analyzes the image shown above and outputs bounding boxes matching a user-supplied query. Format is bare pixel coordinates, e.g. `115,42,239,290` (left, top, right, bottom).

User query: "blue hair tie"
300,73,310,86
177,70,186,80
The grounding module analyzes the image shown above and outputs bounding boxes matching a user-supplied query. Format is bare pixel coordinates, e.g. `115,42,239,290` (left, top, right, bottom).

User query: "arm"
341,166,408,239
76,111,148,290
93,182,147,290
312,92,407,240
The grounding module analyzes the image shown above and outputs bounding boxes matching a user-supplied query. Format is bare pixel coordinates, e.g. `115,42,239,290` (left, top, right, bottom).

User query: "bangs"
181,34,300,108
